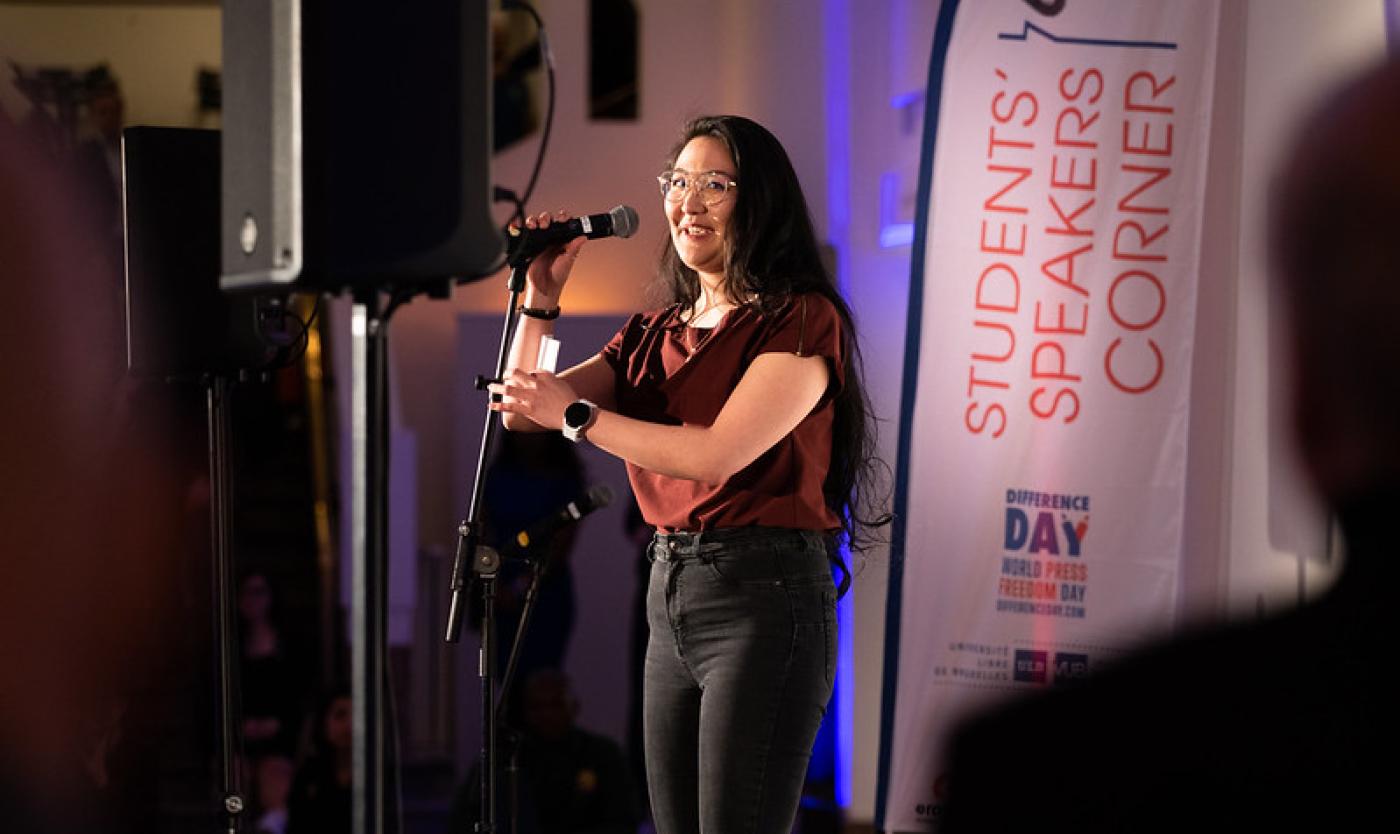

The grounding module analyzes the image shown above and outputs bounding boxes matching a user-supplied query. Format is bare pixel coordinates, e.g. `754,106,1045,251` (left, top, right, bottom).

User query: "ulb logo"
1053,652,1090,684
1013,650,1048,683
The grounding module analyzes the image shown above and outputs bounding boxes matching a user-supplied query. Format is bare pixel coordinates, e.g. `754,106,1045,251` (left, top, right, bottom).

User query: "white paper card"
537,334,560,373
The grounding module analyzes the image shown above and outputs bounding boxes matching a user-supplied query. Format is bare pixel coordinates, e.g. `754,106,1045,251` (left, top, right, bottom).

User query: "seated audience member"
286,690,351,834
452,669,638,834
239,570,305,759
478,430,587,705
941,58,1400,832
253,754,294,834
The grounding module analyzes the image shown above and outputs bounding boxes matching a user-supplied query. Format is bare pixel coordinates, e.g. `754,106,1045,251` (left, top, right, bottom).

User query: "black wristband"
520,305,561,320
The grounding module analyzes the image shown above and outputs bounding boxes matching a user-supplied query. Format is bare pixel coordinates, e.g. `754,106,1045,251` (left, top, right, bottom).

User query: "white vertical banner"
876,1,1221,829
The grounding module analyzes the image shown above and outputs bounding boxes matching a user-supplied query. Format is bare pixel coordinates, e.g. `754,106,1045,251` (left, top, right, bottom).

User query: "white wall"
0,3,220,129
1223,0,1386,621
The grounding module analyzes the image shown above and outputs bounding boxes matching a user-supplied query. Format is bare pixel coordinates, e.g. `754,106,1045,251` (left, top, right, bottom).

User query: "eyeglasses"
656,169,738,206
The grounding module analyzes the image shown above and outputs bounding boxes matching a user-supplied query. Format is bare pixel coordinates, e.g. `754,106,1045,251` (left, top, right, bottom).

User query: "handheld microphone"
502,484,615,558
507,205,639,261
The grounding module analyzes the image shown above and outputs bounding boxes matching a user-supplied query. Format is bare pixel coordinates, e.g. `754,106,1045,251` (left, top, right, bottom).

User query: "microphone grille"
609,205,640,239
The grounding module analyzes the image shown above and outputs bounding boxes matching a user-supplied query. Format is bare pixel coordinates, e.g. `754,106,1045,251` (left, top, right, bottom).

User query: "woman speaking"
491,114,885,834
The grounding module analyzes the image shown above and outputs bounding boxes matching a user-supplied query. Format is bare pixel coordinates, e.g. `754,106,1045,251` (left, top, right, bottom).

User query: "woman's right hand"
518,210,587,303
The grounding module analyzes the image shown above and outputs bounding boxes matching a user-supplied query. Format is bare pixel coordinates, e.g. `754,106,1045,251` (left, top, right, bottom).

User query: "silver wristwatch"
562,399,599,443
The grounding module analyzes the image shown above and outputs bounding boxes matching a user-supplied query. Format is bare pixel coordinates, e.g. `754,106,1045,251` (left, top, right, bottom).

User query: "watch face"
564,400,592,429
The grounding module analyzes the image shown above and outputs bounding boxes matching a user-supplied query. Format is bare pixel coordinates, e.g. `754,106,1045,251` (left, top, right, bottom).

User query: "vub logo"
1004,507,1089,556
1053,652,1090,684
1013,650,1048,683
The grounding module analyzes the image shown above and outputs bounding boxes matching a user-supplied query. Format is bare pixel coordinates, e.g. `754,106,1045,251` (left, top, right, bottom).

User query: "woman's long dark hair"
659,114,890,551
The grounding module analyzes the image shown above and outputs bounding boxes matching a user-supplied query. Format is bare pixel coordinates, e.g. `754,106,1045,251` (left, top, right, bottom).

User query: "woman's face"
238,574,272,623
666,136,738,283
324,696,352,751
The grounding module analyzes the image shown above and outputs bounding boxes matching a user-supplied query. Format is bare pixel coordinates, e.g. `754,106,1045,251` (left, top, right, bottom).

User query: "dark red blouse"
600,291,845,532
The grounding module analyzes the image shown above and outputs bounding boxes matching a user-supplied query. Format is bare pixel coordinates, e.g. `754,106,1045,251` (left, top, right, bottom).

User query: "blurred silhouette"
239,570,307,759
478,431,587,718
450,669,638,834
73,66,125,257
239,568,312,834
491,9,542,151
1,89,184,834
942,58,1400,833
10,62,86,159
286,690,352,834
253,753,294,834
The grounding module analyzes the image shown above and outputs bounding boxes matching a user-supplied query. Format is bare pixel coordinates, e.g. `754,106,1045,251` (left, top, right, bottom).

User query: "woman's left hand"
488,369,579,430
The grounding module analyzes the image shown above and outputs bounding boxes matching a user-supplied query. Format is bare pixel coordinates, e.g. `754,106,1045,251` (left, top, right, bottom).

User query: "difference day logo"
996,488,1091,619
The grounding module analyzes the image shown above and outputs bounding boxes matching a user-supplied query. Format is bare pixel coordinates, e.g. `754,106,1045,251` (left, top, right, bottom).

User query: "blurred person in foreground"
74,68,126,260
0,101,180,832
941,58,1400,832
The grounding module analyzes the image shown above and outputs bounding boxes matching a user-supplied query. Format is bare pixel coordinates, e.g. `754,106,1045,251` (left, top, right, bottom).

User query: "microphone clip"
505,225,540,270
471,544,502,577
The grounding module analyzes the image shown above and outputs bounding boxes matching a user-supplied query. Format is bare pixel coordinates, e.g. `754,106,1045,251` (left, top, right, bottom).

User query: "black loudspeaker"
123,126,281,378
220,0,502,294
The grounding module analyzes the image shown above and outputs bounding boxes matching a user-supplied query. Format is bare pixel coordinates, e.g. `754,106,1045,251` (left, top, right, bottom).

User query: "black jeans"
643,527,837,834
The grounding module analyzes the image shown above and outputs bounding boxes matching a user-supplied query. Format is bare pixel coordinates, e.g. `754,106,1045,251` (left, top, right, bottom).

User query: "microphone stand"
496,551,549,834
206,373,246,834
496,552,551,726
350,289,394,834
444,251,532,834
